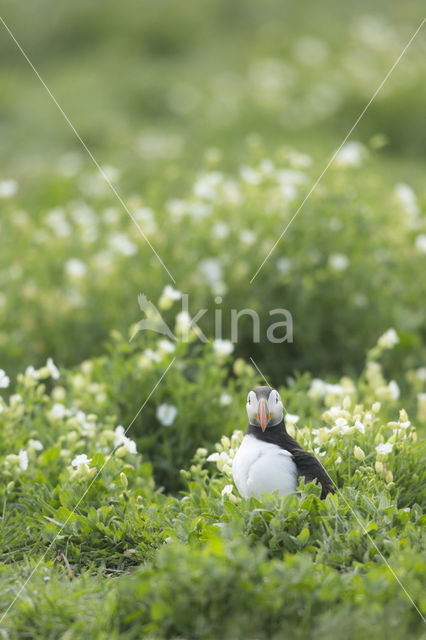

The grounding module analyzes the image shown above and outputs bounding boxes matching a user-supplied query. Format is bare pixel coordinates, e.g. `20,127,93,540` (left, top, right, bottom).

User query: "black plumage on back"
247,421,334,499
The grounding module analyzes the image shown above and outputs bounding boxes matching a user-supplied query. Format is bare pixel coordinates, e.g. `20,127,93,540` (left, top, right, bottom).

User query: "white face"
246,388,284,431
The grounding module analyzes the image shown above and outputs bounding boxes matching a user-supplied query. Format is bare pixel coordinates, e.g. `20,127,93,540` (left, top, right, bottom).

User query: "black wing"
291,448,334,499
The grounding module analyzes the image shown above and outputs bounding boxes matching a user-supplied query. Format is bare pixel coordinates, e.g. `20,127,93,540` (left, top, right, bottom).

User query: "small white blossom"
240,166,261,185
335,141,367,168
388,380,400,400
28,439,43,451
329,253,349,271
221,484,234,497
213,339,234,356
376,442,393,456
114,426,138,453
0,369,10,389
0,179,18,198
207,452,220,462
212,222,229,239
240,229,256,245
46,358,60,379
220,393,232,406
193,172,223,200
395,183,419,217
175,311,192,335
50,403,68,419
157,339,176,353
156,404,178,427
71,454,92,470
25,366,40,379
108,233,137,256
416,367,426,382
164,285,182,300
378,328,399,349
65,258,87,278
355,420,365,434
335,417,348,428
199,258,223,286
414,235,426,253
19,450,28,471
276,258,293,275
285,413,300,424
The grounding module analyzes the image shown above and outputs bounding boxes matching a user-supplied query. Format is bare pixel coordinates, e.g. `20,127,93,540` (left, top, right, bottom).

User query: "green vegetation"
0,0,425,637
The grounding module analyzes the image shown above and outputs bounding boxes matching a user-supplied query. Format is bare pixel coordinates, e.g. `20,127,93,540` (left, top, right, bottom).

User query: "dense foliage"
0,333,425,637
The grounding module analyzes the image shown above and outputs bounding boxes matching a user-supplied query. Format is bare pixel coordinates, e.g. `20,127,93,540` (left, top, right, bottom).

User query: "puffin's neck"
247,420,302,452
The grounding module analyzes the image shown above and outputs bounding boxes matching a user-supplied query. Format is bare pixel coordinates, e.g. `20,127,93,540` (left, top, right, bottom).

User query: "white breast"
232,434,298,499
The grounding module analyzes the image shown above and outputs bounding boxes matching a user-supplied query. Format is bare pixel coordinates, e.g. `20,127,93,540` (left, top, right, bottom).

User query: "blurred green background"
0,0,425,383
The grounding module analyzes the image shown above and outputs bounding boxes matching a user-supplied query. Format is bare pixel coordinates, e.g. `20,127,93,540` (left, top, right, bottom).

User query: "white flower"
50,403,68,419
308,378,327,398
199,258,223,286
193,172,223,200
25,366,40,379
156,404,178,427
144,348,162,363
65,258,87,278
28,439,43,451
335,456,342,465
276,258,293,275
0,369,10,389
161,284,182,302
0,179,18,198
376,442,393,455
395,183,419,217
212,222,229,239
378,328,399,349
158,339,176,353
71,454,92,470
285,413,300,424
389,380,400,400
355,420,365,434
221,484,234,497
114,426,138,453
219,392,232,406
166,198,186,219
19,450,28,471
335,141,367,168
416,367,426,381
240,166,261,185
46,358,60,380
414,235,426,253
175,311,192,335
108,232,137,256
213,339,234,357
329,253,349,271
335,417,348,428
207,452,220,462
240,229,256,245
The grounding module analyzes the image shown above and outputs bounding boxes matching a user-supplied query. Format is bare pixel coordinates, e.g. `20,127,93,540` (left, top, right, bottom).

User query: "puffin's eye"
247,394,251,404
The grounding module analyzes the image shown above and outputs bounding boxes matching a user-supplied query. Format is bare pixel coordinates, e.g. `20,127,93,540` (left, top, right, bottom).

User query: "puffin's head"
246,386,284,431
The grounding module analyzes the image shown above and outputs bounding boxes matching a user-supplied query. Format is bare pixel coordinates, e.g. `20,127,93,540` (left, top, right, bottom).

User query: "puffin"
232,386,334,500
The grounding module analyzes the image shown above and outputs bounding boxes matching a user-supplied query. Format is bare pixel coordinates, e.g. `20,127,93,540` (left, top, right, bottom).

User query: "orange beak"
259,398,268,432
